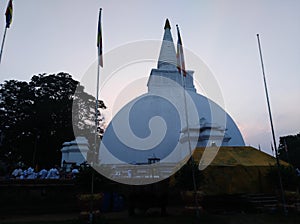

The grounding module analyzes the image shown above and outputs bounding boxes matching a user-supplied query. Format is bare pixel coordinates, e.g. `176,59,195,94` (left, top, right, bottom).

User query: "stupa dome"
97,19,245,184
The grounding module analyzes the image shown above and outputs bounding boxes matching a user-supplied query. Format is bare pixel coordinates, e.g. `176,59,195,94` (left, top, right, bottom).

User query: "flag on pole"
5,0,13,28
176,25,186,77
97,8,103,67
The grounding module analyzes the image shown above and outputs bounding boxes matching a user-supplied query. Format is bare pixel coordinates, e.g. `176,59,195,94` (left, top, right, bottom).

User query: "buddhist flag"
97,8,103,67
176,25,186,77
5,0,13,28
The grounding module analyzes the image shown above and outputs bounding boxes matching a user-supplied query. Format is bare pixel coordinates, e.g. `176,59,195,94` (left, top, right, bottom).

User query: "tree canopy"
0,72,106,169
278,133,300,168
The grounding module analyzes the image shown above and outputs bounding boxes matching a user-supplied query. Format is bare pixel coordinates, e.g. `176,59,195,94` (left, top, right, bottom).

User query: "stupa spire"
157,19,177,70
164,18,171,29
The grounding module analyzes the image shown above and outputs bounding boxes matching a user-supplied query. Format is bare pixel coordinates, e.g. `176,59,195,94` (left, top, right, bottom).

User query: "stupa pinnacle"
100,19,245,174
157,19,177,70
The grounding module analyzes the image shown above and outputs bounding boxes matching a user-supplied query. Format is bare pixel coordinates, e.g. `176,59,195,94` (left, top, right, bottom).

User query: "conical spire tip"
164,19,171,30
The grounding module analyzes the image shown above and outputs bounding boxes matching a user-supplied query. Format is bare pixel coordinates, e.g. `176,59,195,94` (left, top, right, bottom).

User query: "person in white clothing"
38,168,48,179
26,167,37,179
46,167,60,179
11,167,22,179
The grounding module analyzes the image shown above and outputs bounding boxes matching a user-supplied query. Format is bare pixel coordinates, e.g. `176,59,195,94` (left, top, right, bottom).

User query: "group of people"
11,165,80,180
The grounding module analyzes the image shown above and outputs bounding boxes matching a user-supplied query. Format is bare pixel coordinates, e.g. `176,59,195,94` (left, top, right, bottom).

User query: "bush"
266,165,299,191
174,159,203,191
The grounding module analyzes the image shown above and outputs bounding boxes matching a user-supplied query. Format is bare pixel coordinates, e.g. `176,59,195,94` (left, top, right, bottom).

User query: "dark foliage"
278,133,300,168
0,73,106,169
75,165,112,192
174,159,203,191
266,165,299,191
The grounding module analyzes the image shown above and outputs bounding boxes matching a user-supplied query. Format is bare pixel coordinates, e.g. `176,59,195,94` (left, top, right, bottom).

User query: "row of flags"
2,2,186,76
96,10,187,77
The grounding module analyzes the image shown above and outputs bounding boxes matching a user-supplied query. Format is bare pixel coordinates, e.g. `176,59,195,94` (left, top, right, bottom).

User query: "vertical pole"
182,74,200,217
89,36,100,224
181,75,197,189
94,42,101,164
94,8,102,166
177,24,199,217
256,34,287,215
0,27,8,64
90,8,102,224
271,142,275,157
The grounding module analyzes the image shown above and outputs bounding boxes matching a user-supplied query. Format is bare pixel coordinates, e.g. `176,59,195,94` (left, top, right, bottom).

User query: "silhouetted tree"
278,133,300,168
0,73,106,168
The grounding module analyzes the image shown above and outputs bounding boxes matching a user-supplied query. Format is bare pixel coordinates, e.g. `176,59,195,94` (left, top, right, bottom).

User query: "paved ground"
0,207,182,223
1,207,300,224
0,213,78,223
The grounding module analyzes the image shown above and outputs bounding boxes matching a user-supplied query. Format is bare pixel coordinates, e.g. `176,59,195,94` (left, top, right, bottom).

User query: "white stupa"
60,136,89,167
99,19,244,168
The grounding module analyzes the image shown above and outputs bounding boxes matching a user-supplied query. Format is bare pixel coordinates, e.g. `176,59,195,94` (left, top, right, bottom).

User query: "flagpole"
89,46,100,224
89,8,102,224
94,8,102,165
271,142,275,157
176,24,199,217
95,7,103,164
256,33,287,215
181,69,195,185
181,68,198,197
0,27,7,64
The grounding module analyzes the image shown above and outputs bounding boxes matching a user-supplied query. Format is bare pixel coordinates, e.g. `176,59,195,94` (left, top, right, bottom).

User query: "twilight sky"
0,0,299,155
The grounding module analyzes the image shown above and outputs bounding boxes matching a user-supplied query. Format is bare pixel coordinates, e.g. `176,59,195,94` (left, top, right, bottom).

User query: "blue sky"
0,0,299,155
